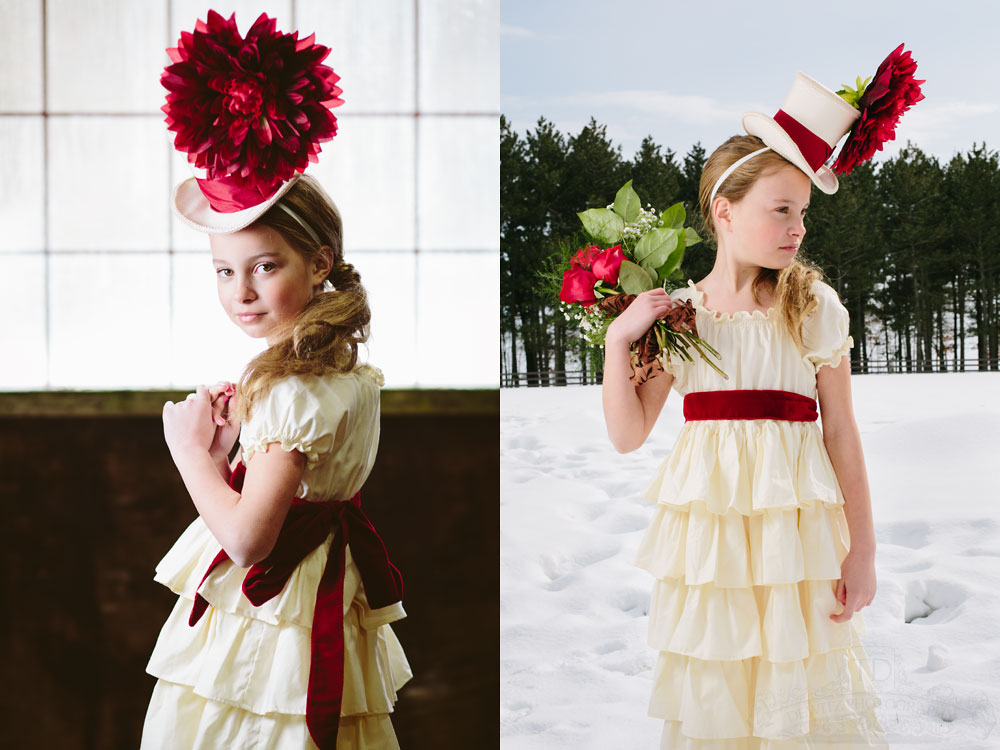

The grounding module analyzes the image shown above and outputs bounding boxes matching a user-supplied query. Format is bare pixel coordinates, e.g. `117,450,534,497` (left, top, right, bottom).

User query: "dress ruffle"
636,420,886,748
142,517,412,749
643,420,846,515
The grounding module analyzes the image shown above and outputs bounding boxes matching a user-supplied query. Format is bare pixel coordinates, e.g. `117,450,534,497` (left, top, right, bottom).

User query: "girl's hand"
606,288,675,347
163,385,216,463
207,382,240,461
829,548,877,623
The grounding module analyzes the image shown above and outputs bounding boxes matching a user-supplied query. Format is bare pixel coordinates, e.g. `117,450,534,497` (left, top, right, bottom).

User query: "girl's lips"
237,313,264,322
780,245,799,252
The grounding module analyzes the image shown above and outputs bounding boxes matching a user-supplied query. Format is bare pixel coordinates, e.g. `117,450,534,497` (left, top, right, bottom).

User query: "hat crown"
781,72,860,148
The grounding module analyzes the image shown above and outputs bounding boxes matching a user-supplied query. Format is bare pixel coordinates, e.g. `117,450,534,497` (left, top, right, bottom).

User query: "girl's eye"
216,268,233,277
255,262,276,273
776,206,788,213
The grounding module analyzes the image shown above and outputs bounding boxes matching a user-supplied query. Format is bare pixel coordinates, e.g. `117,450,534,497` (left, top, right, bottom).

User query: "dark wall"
0,407,498,750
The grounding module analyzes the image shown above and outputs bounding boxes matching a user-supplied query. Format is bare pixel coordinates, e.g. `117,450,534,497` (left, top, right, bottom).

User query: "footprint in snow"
903,579,969,624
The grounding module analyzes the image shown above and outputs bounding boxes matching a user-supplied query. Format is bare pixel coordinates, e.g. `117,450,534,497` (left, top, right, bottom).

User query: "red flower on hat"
832,44,925,176
161,10,343,202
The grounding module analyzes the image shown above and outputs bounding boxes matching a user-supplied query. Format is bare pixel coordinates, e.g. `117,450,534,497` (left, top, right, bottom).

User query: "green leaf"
668,266,686,281
633,227,680,268
613,180,641,223
659,202,686,230
577,208,624,246
656,243,686,279
618,259,655,295
683,227,702,246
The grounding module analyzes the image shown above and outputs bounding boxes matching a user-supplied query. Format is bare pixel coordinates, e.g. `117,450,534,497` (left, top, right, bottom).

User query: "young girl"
604,76,890,748
143,13,411,749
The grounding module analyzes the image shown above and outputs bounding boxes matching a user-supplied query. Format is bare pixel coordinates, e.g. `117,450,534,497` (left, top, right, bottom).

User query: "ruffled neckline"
684,279,777,322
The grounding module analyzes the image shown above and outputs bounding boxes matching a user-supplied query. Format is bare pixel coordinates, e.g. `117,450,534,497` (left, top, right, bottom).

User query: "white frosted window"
310,116,416,252
0,1,43,111
49,117,170,251
0,117,45,252
418,116,499,250
9,0,497,389
351,252,418,387
171,253,268,386
47,0,166,113
419,0,499,113
298,0,415,112
0,256,47,388
416,252,498,386
48,254,172,388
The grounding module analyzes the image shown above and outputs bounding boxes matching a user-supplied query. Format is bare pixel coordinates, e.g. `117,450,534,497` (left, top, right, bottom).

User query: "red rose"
559,268,599,306
592,244,624,285
832,44,925,176
570,245,602,270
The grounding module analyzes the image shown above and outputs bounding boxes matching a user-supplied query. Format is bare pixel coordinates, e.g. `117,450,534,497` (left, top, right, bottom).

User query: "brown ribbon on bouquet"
596,295,700,386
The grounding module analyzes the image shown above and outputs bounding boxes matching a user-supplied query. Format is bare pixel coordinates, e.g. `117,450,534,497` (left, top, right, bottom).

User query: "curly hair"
233,174,371,424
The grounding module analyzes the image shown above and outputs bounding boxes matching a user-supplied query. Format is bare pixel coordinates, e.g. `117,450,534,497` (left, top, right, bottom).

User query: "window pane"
416,251,498,386
0,117,45,252
47,0,166,112
352,252,418,386
0,0,43,111
418,116,499,251
298,0,415,112
419,0,498,113
49,116,170,250
49,254,171,387
310,116,416,251
0,255,46,388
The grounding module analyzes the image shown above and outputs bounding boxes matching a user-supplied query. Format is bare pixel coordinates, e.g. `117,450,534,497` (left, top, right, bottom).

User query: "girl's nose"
236,277,257,303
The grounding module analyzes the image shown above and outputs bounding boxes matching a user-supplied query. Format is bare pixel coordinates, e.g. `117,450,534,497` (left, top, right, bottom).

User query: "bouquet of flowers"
557,180,726,384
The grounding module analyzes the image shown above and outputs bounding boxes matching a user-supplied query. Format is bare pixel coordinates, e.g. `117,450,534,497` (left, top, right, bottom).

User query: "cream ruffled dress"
634,280,889,749
141,365,412,750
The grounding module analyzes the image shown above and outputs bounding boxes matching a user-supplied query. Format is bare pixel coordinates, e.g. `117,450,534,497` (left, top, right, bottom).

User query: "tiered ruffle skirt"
636,420,888,749
141,517,413,749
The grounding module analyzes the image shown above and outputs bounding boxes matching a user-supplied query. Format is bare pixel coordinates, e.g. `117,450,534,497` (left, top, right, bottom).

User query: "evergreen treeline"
501,114,1000,385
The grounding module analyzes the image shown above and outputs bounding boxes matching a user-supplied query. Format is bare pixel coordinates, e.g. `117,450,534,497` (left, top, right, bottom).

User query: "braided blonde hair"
234,174,371,424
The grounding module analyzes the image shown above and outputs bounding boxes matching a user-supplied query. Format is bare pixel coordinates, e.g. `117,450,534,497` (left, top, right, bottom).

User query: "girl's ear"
714,197,734,233
312,246,334,286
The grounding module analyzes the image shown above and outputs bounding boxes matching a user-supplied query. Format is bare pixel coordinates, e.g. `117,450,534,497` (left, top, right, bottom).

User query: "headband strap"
709,146,771,208
276,201,322,246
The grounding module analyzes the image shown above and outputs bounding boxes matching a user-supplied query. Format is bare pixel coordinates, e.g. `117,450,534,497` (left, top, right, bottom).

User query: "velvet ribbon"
683,389,818,422
188,461,404,750
196,175,279,213
773,110,833,172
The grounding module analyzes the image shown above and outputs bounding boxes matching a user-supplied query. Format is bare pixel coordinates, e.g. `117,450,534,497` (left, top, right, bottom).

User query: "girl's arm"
816,355,877,621
164,386,304,568
602,289,675,453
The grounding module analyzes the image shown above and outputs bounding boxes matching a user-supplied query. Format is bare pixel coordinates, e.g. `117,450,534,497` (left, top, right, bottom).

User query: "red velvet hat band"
772,110,833,172
196,175,280,213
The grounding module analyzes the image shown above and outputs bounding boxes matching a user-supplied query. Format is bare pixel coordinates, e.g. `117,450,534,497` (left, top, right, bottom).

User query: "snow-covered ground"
500,374,1000,750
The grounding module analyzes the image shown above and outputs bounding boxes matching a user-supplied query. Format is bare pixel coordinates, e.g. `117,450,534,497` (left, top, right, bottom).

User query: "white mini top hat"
162,11,342,235
742,72,860,195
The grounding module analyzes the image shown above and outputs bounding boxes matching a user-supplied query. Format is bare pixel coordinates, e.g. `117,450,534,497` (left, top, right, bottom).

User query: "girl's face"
210,225,329,345
717,164,810,270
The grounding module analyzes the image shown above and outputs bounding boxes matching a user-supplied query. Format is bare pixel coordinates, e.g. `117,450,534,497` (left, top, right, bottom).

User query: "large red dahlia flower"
161,10,343,202
832,44,925,176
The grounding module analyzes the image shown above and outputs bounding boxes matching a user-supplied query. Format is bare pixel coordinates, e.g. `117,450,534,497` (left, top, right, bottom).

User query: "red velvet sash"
188,462,404,750
683,389,818,422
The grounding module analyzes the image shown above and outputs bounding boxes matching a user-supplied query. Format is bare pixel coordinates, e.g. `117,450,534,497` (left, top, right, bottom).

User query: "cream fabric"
636,280,888,748
142,364,412,750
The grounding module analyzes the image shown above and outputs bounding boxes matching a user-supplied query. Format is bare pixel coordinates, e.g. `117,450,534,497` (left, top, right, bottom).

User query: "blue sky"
501,0,999,165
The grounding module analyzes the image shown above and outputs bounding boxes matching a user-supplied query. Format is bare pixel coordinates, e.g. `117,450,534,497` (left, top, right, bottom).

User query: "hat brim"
742,112,839,194
172,174,300,234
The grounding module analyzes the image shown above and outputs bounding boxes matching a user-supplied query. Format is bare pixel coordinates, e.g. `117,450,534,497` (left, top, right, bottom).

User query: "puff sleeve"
239,376,343,469
800,280,854,373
